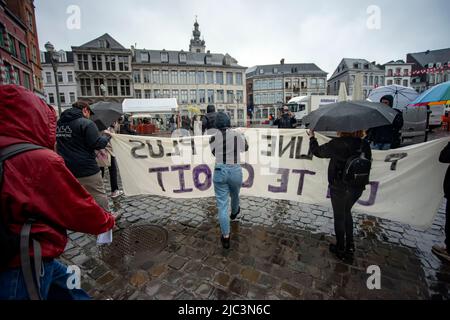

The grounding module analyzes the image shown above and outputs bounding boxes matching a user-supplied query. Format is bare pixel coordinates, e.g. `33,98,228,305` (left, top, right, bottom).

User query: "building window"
178,71,186,84
135,90,142,98
107,79,118,96
144,90,152,99
92,55,103,71
118,56,129,71
59,92,66,104
197,71,205,84
181,90,188,104
236,91,244,103
31,46,37,63
387,79,393,86
374,76,379,85
162,70,169,84
363,75,368,86
0,24,6,48
19,43,27,64
190,90,197,104
152,70,160,83
404,69,409,76
94,78,105,96
46,72,52,83
67,71,74,83
172,90,179,102
120,79,131,96
57,72,63,83
403,79,409,87
140,52,149,62
259,69,264,75
206,71,214,84
387,69,393,77
179,53,187,63
133,71,141,83
318,79,325,89
69,92,76,103
227,90,234,103
369,76,373,86
226,72,234,85
99,40,108,48
9,35,17,57
216,72,224,85
153,89,160,98
163,89,170,98
207,90,214,103
161,52,169,63
106,56,116,71
23,73,31,90
80,78,92,96
216,90,224,102
238,109,244,119
171,71,178,84
48,93,55,104
205,55,211,64
188,71,196,84
199,90,206,103
78,54,89,70
143,70,151,83
236,73,243,85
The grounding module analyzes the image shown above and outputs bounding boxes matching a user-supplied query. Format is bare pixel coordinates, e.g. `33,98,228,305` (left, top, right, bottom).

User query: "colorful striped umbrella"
411,81,450,106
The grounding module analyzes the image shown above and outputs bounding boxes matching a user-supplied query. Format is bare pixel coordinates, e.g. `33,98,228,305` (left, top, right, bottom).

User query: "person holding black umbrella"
307,129,372,261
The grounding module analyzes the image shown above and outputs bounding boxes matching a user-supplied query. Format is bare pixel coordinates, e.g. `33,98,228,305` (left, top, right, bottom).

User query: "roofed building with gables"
72,33,132,104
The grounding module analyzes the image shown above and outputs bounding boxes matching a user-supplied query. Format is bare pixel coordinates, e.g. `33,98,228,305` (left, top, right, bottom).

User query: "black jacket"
274,114,297,129
367,110,404,145
440,142,450,198
56,108,110,178
202,112,218,133
310,136,372,188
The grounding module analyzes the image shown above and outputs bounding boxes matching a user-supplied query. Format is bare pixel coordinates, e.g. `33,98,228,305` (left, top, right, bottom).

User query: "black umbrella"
303,100,398,132
90,101,123,131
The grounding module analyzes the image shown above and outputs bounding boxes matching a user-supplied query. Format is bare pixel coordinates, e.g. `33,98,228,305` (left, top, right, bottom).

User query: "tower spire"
189,17,206,53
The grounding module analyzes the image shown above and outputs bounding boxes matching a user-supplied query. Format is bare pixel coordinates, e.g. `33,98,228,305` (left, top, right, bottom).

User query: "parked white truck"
287,95,339,124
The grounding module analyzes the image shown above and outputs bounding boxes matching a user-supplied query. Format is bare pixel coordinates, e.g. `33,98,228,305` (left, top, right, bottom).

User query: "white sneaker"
111,190,124,199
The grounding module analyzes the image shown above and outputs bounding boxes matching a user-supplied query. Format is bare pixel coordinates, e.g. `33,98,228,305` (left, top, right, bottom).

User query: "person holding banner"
432,142,450,263
210,112,249,249
308,130,372,261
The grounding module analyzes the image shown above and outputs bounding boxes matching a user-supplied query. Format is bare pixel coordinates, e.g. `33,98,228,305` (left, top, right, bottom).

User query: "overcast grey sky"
35,0,450,76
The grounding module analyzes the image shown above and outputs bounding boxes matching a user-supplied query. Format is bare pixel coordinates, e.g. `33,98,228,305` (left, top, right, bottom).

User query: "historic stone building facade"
131,20,247,126
72,33,132,104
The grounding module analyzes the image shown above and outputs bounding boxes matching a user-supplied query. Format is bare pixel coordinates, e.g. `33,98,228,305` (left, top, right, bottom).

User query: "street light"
45,41,62,117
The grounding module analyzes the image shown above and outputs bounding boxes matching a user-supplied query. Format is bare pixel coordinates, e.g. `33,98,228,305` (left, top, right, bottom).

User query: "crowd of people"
0,85,448,301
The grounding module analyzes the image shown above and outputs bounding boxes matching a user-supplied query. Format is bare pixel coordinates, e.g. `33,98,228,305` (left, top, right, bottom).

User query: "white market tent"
122,98,179,114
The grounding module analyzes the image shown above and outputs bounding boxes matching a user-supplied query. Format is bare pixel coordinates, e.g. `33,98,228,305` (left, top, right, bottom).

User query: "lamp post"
45,42,62,117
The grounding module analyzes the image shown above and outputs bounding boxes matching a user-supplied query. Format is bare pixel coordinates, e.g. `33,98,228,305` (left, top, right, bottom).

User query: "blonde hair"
338,131,365,138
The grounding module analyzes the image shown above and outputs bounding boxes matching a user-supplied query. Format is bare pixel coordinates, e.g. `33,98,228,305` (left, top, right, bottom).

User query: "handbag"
95,149,111,168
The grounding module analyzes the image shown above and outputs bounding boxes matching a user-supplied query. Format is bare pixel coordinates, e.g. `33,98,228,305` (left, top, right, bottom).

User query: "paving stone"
168,255,188,270
241,267,261,283
130,270,150,288
229,278,249,296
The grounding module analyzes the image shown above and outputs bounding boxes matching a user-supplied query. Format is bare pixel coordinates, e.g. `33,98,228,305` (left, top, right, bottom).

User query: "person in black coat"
308,130,372,260
432,142,450,263
202,105,218,134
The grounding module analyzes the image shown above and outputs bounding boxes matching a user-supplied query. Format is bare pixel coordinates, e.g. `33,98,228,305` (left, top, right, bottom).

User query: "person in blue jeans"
210,112,248,249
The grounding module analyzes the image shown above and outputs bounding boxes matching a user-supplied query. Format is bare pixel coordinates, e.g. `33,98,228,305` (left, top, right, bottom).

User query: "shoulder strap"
0,143,44,300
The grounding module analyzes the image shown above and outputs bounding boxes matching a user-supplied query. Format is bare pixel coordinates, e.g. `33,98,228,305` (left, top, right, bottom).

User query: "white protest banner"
111,129,448,229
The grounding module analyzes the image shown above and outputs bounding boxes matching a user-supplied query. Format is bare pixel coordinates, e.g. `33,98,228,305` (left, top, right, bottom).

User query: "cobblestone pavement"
61,129,450,300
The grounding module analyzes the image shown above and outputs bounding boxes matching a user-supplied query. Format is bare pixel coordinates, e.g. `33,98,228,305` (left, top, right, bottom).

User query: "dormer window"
259,69,264,75
179,52,187,64
161,51,169,63
428,63,434,68
364,64,369,69
99,40,108,48
353,63,359,69
205,55,211,64
273,68,278,74
140,52,149,62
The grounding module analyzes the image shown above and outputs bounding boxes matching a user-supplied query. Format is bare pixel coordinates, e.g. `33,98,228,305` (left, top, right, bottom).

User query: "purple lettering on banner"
172,165,193,193
146,140,164,158
193,165,212,191
292,170,316,195
268,168,290,193
149,167,170,192
357,182,379,206
241,163,254,188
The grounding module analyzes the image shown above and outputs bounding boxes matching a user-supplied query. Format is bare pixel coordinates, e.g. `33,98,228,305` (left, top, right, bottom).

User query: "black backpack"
0,143,45,300
342,141,372,188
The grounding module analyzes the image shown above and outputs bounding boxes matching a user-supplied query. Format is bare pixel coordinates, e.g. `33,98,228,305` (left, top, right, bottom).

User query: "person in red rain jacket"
0,85,115,300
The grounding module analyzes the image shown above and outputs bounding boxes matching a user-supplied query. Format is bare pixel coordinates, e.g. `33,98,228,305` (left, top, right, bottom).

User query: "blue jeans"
213,164,243,236
371,142,391,150
0,260,90,300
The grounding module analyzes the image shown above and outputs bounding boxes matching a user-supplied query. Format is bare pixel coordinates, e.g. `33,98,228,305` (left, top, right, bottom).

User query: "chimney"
280,58,285,65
